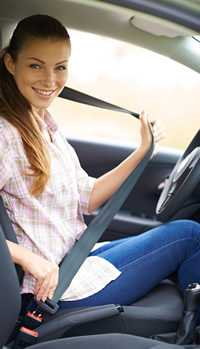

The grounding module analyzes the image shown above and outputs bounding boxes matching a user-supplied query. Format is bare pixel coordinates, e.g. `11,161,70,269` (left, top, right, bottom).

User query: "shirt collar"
37,110,58,134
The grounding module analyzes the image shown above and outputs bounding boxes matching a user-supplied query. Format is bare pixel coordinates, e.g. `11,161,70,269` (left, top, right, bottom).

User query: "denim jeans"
59,219,200,309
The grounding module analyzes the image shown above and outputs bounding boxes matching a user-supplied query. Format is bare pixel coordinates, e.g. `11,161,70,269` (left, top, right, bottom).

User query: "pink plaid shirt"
0,112,120,301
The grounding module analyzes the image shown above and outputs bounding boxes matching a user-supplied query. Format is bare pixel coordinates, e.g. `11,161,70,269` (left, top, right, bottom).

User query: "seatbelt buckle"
22,310,43,329
13,326,38,348
36,297,59,314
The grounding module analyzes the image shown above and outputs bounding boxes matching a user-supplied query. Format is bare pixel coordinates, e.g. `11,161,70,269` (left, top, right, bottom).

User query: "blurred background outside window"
49,29,200,150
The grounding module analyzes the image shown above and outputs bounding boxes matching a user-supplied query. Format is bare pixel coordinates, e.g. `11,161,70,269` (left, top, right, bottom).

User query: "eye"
56,65,67,71
29,64,41,70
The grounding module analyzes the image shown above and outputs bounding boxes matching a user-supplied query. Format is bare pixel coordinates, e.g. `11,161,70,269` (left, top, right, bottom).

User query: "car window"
49,29,200,150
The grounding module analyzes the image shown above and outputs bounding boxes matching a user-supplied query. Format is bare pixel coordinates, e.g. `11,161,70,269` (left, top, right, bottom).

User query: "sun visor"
130,15,191,37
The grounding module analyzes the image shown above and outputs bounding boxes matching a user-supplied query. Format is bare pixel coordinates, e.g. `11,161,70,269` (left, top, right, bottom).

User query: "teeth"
33,88,55,96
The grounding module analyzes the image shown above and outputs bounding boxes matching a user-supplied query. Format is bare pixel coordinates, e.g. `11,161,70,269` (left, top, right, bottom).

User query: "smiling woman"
0,3,200,346
4,38,70,115
0,15,71,196
0,14,161,306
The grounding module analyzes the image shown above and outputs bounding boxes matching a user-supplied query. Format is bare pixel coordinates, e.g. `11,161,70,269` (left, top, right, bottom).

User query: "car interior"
0,0,200,348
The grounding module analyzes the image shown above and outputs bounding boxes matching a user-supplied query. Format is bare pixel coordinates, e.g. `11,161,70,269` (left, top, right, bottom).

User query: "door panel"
68,138,181,240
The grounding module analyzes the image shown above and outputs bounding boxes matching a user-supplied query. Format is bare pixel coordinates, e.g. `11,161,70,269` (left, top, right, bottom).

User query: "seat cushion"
123,280,184,336
35,280,183,342
65,280,183,337
28,334,182,349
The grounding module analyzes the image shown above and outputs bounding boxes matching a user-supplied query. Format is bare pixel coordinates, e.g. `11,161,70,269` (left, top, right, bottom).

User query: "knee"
166,219,200,235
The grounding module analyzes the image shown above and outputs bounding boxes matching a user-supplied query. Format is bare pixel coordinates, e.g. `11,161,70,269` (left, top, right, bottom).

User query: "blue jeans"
59,219,200,309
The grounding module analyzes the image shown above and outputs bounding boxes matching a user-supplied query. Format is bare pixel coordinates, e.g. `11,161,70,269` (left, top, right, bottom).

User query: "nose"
42,69,56,88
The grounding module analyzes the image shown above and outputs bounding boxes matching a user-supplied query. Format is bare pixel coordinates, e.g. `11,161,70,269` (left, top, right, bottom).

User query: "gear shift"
176,283,200,345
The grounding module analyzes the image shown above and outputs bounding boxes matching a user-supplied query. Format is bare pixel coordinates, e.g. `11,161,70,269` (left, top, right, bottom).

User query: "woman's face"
5,38,70,114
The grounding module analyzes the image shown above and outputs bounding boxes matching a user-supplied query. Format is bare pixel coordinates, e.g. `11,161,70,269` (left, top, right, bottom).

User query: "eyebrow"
27,57,68,65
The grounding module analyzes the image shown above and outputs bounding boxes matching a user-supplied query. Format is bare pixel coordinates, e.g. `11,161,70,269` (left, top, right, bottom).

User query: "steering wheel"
156,134,200,221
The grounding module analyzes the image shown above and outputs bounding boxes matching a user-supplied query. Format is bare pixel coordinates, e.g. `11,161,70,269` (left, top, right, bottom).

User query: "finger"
35,277,45,297
40,273,58,302
48,289,55,300
139,111,148,124
48,272,59,299
47,280,57,300
140,113,154,137
153,128,166,140
152,127,163,136
151,123,166,141
154,133,166,144
151,120,165,132
36,276,52,301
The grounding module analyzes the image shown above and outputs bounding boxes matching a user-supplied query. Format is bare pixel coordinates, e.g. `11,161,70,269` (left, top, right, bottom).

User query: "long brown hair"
0,15,70,196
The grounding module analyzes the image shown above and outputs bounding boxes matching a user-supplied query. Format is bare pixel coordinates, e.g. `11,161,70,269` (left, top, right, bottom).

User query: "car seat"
0,209,184,346
34,279,183,341
0,225,185,349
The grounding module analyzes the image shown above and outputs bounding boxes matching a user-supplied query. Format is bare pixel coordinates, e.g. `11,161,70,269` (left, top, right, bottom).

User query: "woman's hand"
139,111,165,153
22,250,59,302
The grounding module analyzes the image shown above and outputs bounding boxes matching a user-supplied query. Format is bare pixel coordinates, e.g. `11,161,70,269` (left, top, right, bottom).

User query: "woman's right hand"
22,250,59,302
139,111,165,153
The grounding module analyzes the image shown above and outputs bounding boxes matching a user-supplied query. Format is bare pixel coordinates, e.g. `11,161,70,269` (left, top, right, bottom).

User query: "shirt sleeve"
67,142,96,215
0,123,14,190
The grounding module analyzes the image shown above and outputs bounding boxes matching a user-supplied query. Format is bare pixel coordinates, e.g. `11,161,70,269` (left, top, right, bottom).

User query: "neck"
32,106,45,120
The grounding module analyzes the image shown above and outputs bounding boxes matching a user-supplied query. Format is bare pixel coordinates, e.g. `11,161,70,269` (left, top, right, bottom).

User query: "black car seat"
0,200,184,343
26,335,185,349
64,279,183,338
0,225,185,349
0,193,184,342
0,212,184,346
27,335,184,349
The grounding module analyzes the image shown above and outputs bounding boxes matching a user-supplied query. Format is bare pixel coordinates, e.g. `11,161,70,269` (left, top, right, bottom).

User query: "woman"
0,14,200,311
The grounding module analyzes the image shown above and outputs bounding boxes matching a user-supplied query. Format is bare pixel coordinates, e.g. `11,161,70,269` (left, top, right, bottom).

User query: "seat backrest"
0,226,21,346
0,197,24,284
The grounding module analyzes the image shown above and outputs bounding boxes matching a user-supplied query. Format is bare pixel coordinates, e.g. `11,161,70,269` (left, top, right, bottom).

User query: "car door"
49,23,199,243
69,137,181,241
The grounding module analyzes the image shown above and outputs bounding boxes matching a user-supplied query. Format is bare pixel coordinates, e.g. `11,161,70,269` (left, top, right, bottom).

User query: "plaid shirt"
0,112,120,301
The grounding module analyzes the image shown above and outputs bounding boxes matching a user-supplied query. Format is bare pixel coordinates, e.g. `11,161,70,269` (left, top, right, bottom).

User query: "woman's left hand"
139,111,165,152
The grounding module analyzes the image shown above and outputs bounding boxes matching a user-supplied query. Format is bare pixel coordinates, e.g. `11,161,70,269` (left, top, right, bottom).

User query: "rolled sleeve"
78,171,96,214
67,142,96,214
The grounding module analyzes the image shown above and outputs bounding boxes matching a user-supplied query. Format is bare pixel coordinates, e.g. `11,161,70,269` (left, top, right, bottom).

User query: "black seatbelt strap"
3,86,154,348
37,86,154,305
59,86,139,118
51,86,154,302
53,137,153,303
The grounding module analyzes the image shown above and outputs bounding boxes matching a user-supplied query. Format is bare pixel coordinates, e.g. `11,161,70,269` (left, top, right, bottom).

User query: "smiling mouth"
32,87,57,97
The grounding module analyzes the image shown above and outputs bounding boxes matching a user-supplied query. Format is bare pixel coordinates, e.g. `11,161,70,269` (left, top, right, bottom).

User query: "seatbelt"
55,149,153,301
59,86,139,118
34,86,154,308
0,86,154,348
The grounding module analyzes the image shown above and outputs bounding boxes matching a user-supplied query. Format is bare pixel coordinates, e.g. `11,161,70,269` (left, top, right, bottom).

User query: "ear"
4,53,15,76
